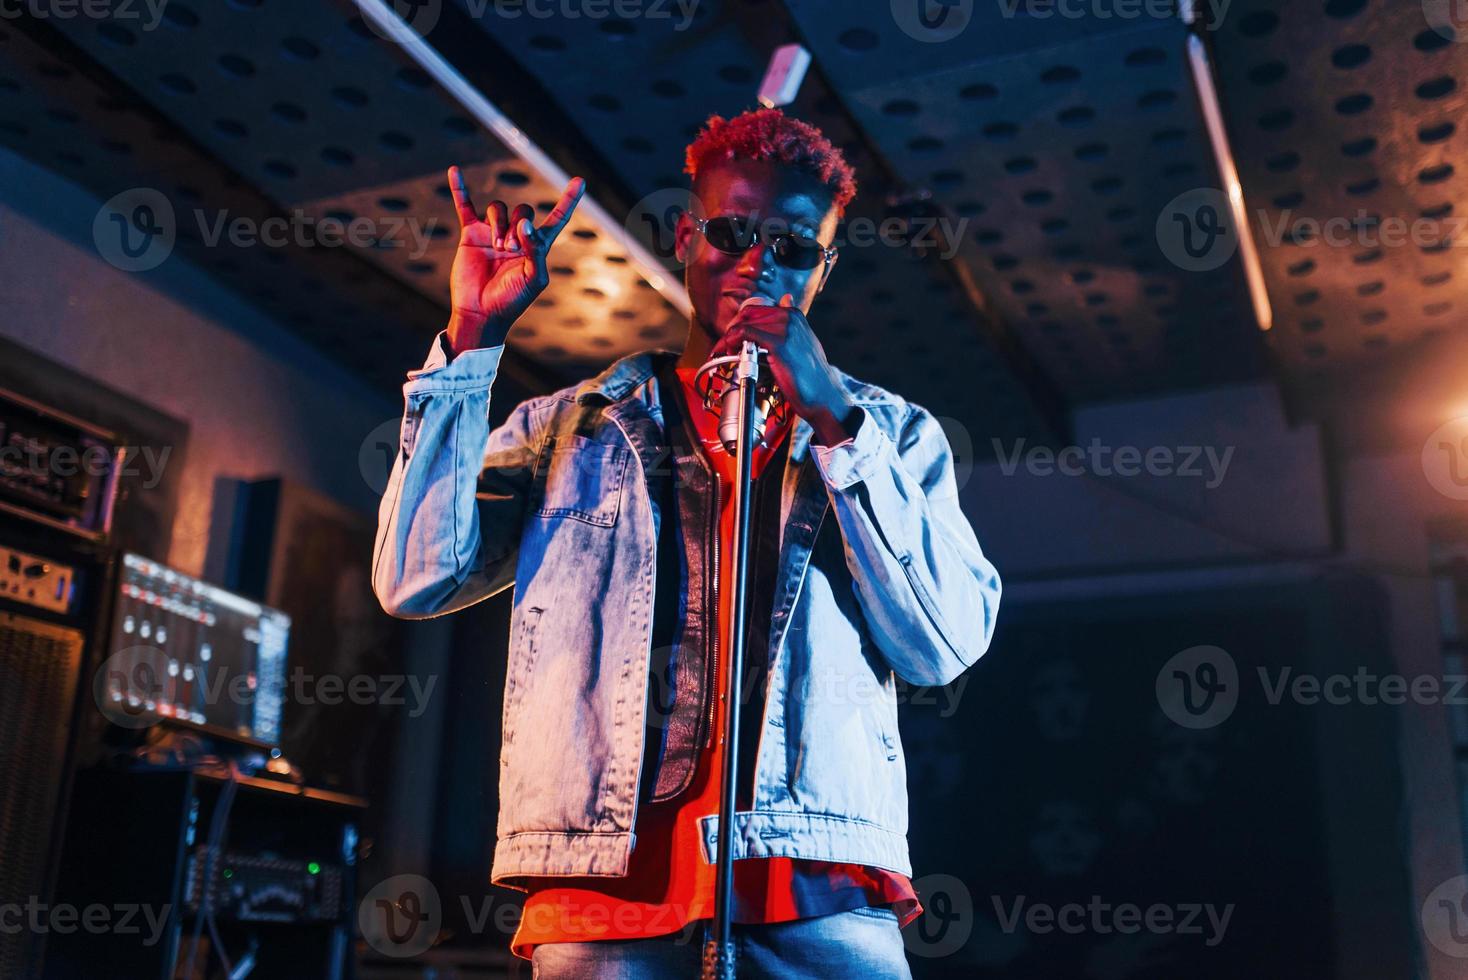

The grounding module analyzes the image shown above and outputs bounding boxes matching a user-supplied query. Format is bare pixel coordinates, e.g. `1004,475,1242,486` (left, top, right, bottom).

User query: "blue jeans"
529,908,913,979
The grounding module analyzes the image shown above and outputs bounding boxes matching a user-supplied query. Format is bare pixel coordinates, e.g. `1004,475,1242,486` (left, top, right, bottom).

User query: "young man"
373,107,1001,978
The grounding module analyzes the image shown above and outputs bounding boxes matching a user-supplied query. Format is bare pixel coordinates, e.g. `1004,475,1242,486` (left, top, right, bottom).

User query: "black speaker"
0,526,115,980
0,611,86,978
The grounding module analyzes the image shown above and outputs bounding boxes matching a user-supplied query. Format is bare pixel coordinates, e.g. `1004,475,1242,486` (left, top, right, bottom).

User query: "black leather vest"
639,356,789,806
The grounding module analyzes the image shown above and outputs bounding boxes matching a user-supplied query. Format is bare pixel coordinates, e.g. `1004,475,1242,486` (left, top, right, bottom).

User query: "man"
373,107,1001,978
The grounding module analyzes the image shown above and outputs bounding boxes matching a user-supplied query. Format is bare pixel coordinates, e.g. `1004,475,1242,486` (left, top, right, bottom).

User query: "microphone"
716,342,777,454
693,297,789,454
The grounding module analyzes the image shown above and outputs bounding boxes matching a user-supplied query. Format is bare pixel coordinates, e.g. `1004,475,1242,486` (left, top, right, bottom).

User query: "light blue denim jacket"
372,333,1002,887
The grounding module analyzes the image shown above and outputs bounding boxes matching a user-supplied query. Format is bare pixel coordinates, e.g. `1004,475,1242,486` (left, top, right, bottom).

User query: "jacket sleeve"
810,401,1001,686
372,332,544,619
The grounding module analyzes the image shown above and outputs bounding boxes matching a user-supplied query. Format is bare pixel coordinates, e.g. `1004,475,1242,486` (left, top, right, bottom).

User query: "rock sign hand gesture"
445,165,586,353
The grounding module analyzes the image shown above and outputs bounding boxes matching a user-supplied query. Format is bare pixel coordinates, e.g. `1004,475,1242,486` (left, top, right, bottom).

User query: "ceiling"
2,0,1464,455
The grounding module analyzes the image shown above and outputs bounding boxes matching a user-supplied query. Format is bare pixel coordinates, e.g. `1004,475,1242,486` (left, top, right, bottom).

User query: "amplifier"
0,543,75,614
0,384,122,539
184,849,345,924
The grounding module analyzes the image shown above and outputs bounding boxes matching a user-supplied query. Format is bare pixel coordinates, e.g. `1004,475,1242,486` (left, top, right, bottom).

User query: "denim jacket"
372,333,1002,887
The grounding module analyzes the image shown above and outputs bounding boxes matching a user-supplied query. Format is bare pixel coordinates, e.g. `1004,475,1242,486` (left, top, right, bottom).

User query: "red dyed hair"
683,107,858,215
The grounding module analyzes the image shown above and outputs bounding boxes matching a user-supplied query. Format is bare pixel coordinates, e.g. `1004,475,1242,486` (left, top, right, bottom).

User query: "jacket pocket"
534,435,631,527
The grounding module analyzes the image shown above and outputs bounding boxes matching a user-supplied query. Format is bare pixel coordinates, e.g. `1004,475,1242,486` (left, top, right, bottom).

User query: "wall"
0,145,400,579
958,380,1464,980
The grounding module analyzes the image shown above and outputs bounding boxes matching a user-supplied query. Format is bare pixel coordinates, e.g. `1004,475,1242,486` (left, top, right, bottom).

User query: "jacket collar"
573,347,682,405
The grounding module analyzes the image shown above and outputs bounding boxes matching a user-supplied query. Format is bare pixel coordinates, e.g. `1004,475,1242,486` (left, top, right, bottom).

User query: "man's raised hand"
446,166,585,353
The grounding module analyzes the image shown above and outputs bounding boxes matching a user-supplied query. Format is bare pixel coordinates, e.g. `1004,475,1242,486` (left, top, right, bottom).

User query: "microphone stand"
700,340,762,980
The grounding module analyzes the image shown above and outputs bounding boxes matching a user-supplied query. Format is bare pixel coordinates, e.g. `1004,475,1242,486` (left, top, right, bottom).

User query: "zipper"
705,471,721,748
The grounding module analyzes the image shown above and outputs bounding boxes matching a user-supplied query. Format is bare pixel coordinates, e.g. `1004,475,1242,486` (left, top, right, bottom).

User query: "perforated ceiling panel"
784,4,1268,404
0,16,489,393
17,0,1460,450
1210,0,1468,379
31,0,685,373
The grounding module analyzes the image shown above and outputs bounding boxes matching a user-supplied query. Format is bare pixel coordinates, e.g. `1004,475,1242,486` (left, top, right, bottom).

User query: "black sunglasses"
691,214,838,274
